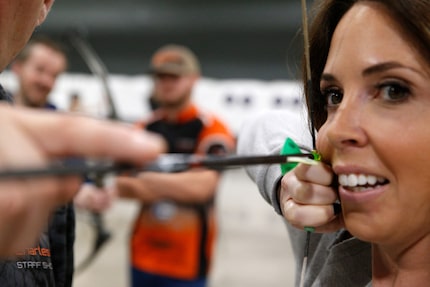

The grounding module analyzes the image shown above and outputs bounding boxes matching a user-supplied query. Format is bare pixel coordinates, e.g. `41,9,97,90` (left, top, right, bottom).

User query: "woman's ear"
37,0,55,26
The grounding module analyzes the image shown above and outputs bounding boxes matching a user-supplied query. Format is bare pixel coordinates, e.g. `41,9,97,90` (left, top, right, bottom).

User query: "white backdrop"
0,71,306,134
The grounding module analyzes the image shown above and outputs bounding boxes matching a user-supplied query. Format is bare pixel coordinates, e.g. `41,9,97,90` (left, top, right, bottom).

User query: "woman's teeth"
338,174,387,191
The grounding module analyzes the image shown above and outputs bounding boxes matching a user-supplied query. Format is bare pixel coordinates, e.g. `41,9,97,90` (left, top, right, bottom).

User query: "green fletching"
280,138,321,175
280,138,302,175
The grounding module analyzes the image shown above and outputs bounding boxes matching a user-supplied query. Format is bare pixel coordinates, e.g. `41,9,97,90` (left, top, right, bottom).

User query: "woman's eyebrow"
320,73,336,82
321,61,423,82
362,61,404,76
362,61,425,77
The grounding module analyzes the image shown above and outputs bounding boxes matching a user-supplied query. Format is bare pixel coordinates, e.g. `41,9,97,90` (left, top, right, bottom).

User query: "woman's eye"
378,82,410,102
322,88,343,106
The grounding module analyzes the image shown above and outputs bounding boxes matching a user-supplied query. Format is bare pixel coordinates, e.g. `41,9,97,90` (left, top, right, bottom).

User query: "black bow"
66,31,116,273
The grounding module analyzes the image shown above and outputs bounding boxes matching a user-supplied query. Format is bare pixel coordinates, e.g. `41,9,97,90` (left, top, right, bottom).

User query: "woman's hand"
280,162,343,233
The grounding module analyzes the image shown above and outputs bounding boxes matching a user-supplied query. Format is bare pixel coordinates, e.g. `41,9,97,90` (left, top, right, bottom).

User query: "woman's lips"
338,173,389,203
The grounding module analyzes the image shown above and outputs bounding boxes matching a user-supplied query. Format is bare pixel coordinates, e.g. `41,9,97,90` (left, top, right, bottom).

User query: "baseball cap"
149,44,200,76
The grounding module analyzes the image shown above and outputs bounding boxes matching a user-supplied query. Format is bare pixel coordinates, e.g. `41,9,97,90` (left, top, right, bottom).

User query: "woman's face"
317,2,430,248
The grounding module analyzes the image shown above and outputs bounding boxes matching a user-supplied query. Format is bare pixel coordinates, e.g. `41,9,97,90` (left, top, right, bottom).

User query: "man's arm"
117,113,235,205
0,104,165,255
117,169,219,204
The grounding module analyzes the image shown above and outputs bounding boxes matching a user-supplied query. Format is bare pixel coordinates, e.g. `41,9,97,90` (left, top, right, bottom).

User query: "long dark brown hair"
304,0,430,130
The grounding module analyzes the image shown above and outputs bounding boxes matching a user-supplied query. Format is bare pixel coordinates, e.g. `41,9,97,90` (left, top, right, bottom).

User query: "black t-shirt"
0,232,55,287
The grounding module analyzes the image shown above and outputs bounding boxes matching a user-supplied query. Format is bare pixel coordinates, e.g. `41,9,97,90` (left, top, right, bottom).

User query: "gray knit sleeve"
237,109,312,214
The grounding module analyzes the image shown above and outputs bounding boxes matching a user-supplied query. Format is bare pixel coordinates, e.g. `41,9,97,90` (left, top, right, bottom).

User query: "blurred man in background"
117,44,235,287
68,92,86,113
11,35,116,212
11,35,66,109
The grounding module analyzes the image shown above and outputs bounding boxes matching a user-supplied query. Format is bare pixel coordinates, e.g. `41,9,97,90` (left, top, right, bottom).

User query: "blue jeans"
131,267,207,287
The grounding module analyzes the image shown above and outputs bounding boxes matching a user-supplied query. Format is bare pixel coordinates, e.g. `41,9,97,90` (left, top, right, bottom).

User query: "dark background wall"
37,0,310,80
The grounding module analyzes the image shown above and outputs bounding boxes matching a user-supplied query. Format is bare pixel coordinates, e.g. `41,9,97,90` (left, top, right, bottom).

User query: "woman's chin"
343,213,386,243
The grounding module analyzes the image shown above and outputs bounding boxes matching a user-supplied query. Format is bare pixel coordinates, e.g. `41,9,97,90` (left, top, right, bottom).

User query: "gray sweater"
237,110,372,287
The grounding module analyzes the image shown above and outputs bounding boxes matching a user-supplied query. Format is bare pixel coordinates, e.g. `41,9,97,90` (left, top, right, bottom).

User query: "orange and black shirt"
131,104,235,280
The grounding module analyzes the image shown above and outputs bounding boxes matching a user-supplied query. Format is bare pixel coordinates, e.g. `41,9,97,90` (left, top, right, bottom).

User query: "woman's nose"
324,94,368,150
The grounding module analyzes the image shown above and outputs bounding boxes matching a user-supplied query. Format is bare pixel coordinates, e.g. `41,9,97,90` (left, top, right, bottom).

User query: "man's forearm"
117,169,219,204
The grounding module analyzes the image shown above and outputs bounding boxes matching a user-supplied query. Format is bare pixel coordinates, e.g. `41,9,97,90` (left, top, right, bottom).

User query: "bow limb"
68,31,118,120
66,31,114,273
